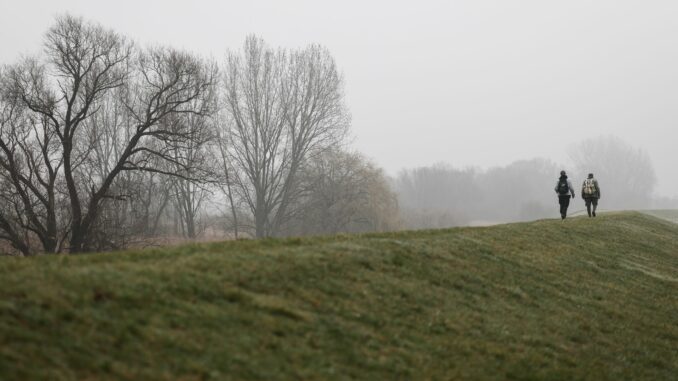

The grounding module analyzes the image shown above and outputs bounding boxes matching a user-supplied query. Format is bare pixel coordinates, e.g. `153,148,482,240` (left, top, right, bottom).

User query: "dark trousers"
584,197,598,217
558,195,571,219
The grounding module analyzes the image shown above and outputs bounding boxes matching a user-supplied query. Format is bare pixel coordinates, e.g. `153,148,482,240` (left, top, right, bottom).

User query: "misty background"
2,0,677,196
1,1,677,255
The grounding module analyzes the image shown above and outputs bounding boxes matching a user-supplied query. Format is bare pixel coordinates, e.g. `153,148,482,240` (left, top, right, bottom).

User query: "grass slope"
1,212,677,381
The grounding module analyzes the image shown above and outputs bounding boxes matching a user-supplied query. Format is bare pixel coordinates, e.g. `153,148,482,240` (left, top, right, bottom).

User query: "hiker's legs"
565,197,571,218
585,198,592,217
592,198,598,217
559,196,570,219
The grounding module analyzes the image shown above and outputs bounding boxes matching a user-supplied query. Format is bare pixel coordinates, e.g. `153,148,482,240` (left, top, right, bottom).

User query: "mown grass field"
1,212,677,380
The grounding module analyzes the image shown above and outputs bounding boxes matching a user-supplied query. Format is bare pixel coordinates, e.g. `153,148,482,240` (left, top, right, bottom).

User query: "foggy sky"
1,0,677,197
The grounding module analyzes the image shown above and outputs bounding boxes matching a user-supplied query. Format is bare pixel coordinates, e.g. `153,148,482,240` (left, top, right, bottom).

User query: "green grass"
1,212,677,380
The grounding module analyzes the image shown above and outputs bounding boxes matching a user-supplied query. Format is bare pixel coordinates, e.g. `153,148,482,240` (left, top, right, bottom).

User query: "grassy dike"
1,212,677,380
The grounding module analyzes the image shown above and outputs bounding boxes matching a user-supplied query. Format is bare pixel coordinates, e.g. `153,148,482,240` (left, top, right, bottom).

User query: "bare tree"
286,149,400,235
215,120,241,238
163,99,218,239
0,61,66,255
569,135,657,209
0,70,32,255
219,36,349,238
0,15,216,254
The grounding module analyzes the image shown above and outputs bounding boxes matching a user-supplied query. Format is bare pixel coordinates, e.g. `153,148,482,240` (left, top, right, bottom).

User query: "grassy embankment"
1,212,677,380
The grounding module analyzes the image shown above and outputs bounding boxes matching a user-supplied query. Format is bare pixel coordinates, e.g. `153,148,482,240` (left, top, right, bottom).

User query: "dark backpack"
557,178,569,195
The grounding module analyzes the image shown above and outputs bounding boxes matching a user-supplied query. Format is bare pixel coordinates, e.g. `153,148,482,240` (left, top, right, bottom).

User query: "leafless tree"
569,135,657,209
0,15,216,254
0,60,66,255
215,120,242,238
285,149,400,235
163,97,218,239
219,36,349,238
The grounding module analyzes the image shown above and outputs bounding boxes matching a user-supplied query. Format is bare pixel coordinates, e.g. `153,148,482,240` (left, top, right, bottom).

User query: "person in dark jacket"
554,170,575,220
581,173,601,217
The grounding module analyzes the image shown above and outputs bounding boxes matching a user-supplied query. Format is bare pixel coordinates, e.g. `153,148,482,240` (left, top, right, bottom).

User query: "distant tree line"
394,159,559,228
394,135,670,228
0,15,399,255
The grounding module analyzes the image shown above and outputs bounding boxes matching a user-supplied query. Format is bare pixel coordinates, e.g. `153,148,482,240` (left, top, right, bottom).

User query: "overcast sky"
1,0,677,196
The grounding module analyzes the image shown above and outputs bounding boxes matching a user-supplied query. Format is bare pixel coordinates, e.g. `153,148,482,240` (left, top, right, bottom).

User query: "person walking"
555,170,575,220
581,173,601,217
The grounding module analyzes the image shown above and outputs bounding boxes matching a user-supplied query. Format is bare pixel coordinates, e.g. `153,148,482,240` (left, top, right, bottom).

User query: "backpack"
557,178,569,195
583,178,596,196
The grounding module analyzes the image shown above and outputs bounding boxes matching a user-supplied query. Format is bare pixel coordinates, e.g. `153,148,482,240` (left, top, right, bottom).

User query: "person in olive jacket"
581,173,601,217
